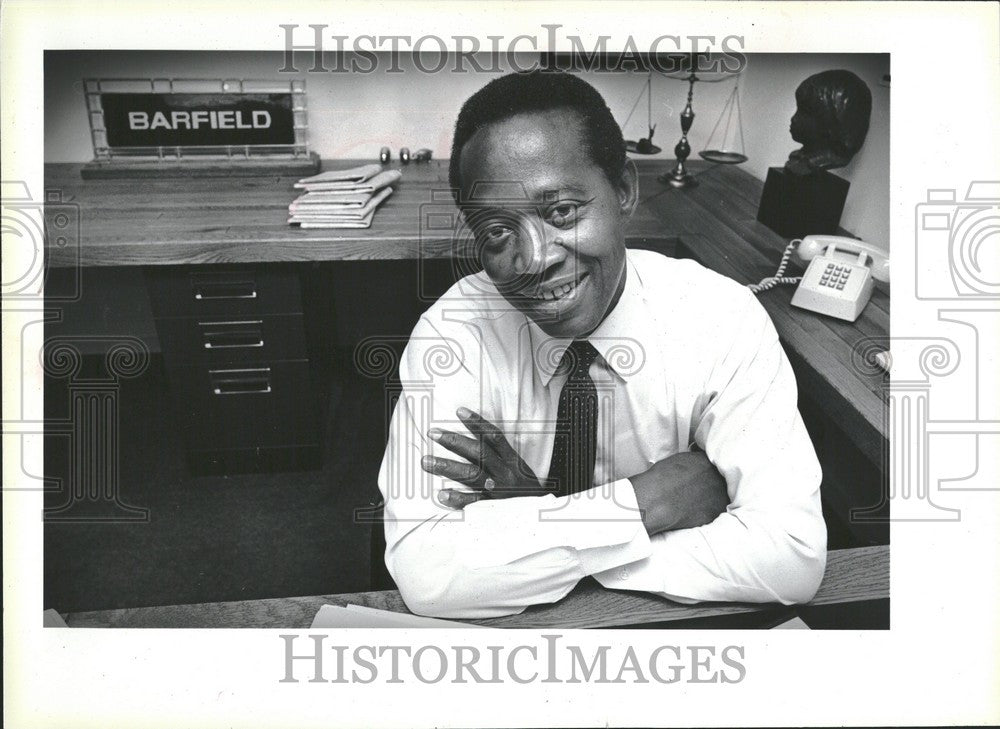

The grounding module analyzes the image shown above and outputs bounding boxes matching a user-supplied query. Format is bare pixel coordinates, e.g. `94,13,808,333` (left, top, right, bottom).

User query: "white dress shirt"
378,249,827,618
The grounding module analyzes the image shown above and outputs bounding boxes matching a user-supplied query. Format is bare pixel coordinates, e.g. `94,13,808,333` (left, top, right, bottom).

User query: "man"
378,69,826,619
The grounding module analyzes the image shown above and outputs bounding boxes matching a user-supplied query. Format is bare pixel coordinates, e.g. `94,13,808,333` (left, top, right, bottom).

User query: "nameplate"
100,92,296,149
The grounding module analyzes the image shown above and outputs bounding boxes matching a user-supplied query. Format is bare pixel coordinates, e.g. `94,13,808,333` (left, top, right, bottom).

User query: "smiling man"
377,69,827,619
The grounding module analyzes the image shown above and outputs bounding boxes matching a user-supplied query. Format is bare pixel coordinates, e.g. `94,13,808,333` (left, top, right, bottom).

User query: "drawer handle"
205,339,264,350
200,320,265,349
210,367,272,395
193,281,258,300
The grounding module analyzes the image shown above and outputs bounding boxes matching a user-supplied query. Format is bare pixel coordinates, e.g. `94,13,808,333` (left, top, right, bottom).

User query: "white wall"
584,53,890,248
46,51,888,248
742,54,890,249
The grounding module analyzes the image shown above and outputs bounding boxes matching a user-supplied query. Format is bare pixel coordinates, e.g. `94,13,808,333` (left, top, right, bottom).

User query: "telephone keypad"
819,263,854,289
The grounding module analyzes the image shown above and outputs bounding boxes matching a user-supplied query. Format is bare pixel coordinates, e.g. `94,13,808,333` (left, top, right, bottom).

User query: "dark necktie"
546,340,600,497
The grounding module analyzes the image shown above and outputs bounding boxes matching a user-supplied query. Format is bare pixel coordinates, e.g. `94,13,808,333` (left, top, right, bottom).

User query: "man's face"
457,108,635,339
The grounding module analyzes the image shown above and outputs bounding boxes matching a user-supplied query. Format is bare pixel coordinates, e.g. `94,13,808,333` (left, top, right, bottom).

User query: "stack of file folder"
288,163,401,229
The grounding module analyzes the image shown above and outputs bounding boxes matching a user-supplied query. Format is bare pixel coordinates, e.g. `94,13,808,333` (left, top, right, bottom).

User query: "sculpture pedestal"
757,167,849,239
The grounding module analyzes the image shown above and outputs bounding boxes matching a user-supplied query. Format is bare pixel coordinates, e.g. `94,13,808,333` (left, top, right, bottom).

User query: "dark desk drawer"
168,360,319,451
155,314,307,366
146,267,302,318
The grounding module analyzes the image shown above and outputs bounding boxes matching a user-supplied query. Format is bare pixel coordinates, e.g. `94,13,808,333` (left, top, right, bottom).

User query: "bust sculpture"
785,69,873,176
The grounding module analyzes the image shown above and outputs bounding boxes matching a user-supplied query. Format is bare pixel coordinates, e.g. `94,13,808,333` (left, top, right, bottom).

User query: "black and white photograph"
40,46,889,629
3,2,999,727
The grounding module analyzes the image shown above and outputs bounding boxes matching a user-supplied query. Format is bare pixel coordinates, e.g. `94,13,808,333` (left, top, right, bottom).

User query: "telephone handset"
750,235,890,322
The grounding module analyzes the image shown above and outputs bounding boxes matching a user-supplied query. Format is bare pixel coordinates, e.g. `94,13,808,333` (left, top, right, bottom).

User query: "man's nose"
511,221,569,277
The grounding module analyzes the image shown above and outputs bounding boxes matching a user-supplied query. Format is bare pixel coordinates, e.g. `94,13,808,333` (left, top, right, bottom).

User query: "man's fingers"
438,489,484,509
428,428,498,472
420,455,483,486
455,407,511,454
438,489,483,509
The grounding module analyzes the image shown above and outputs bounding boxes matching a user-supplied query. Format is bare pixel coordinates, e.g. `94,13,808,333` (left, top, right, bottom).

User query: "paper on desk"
771,615,811,630
310,603,488,629
290,191,372,208
289,186,394,228
43,608,68,627
295,163,382,186
294,169,401,193
290,209,375,229
344,604,488,628
290,187,393,219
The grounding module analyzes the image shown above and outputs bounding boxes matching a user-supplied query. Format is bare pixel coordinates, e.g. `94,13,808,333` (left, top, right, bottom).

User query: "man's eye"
548,204,578,228
479,225,514,247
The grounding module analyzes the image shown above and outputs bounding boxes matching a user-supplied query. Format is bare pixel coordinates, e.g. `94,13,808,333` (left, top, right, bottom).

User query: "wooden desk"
44,160,672,267
62,545,887,628
45,159,887,448
44,159,888,530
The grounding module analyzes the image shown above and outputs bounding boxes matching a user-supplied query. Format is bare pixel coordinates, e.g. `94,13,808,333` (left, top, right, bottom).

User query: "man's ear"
616,159,640,219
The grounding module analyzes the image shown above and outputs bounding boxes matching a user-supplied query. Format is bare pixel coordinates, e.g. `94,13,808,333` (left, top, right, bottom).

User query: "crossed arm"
379,300,827,619
422,406,729,538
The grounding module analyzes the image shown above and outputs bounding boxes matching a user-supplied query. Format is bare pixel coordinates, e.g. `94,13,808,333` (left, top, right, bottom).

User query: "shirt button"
618,568,630,581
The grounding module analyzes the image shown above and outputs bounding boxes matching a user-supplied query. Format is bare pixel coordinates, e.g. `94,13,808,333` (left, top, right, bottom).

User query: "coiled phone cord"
748,239,803,294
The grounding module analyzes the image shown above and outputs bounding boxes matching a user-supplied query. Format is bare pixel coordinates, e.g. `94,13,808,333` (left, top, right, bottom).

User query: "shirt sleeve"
593,288,827,604
378,315,652,619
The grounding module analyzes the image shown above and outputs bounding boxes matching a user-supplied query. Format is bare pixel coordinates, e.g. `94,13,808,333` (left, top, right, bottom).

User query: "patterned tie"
546,340,600,497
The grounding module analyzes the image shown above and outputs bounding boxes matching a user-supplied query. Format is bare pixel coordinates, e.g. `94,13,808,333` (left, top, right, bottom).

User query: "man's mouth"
523,273,588,302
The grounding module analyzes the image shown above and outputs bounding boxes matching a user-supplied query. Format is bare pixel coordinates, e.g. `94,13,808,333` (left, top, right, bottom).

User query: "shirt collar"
528,253,647,386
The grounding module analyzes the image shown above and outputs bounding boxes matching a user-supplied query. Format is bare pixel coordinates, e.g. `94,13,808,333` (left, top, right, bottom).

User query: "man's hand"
421,407,550,509
422,407,729,529
630,450,730,536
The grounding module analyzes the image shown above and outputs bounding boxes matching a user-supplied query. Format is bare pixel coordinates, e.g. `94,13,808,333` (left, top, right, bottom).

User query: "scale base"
658,170,699,189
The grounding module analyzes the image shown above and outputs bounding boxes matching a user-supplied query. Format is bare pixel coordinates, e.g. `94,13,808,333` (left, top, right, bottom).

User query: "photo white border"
3,1,999,727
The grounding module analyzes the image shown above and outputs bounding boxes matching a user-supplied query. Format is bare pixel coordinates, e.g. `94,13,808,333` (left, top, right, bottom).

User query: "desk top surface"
62,545,887,629
44,158,889,458
46,158,680,266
